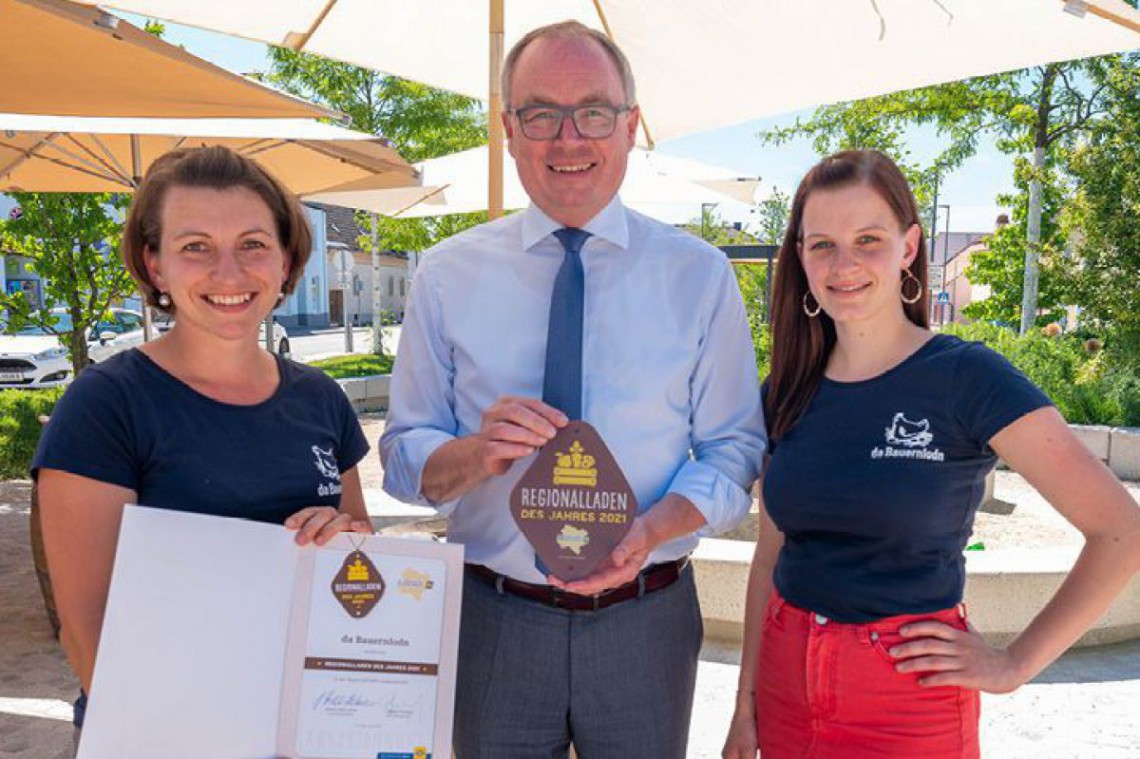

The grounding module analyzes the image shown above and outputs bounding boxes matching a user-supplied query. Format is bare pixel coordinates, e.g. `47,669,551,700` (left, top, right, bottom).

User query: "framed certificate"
79,506,462,759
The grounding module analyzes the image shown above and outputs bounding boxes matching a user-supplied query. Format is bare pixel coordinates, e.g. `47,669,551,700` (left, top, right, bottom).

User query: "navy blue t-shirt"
764,335,1052,622
33,349,369,525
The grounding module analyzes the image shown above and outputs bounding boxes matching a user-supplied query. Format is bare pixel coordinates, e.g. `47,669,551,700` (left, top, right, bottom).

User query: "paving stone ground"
3,420,1136,757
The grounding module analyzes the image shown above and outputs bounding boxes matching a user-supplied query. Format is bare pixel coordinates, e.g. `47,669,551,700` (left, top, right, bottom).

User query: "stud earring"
157,292,171,308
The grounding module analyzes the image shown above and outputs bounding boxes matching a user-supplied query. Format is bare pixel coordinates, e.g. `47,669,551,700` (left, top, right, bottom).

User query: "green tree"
734,263,772,378
0,193,133,375
265,49,486,163
265,49,488,353
755,187,790,245
762,58,1118,333
367,212,489,255
1061,53,1140,367
962,159,1068,326
681,206,754,246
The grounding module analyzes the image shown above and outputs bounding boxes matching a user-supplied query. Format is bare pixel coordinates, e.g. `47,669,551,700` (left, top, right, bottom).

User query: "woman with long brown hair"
722,150,1140,757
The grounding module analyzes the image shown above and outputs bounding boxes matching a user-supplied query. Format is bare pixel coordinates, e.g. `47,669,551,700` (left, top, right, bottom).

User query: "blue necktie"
543,228,591,420
535,228,590,580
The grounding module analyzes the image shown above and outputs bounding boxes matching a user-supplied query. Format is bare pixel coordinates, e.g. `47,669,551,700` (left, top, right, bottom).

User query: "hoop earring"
157,292,171,308
802,291,821,318
900,269,922,305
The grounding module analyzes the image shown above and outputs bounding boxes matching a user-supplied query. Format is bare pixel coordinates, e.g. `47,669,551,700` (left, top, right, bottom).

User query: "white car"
0,310,290,389
143,315,289,355
0,308,145,389
260,318,291,357
153,312,288,355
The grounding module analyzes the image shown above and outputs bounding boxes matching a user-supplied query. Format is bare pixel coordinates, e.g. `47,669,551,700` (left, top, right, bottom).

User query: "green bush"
1099,369,1140,427
735,263,771,379
0,388,64,479
941,322,1139,426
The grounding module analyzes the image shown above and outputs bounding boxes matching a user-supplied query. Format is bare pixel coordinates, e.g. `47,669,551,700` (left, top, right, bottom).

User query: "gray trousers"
453,564,703,759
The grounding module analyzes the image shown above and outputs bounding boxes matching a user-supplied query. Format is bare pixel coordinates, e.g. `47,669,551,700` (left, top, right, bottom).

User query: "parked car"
0,309,290,390
260,318,290,357
148,315,289,355
0,308,145,389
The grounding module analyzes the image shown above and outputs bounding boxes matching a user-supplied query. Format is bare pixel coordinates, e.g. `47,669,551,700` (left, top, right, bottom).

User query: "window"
399,278,406,296
388,276,394,297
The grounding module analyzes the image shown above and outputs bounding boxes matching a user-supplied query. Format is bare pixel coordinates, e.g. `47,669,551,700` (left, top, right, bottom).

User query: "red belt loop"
769,590,787,620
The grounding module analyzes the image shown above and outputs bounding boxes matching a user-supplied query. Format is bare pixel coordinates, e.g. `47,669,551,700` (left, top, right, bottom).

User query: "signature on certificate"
311,690,378,711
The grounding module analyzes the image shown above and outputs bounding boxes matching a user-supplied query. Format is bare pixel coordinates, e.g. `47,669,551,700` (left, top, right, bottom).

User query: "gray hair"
500,20,637,109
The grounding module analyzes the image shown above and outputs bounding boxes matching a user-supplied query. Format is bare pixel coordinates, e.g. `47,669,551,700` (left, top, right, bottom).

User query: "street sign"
937,291,951,305
928,264,945,288
333,249,355,291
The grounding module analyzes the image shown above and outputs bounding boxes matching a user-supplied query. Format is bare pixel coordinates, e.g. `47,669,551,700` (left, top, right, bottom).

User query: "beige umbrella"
0,115,417,193
306,143,758,220
73,0,1140,219
0,114,420,341
2,0,336,120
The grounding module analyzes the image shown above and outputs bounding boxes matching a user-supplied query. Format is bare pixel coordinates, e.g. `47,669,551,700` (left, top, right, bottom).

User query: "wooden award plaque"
510,421,638,582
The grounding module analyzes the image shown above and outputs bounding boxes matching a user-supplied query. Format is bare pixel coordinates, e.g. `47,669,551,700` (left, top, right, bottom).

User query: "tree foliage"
0,193,134,374
265,48,489,351
266,48,486,163
680,206,754,246
755,187,790,245
761,76,1019,215
368,212,489,254
734,263,772,379
1061,54,1140,366
961,158,1068,326
760,58,1120,331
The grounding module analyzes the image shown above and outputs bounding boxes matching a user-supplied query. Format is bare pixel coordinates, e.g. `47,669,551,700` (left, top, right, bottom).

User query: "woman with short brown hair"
34,146,373,736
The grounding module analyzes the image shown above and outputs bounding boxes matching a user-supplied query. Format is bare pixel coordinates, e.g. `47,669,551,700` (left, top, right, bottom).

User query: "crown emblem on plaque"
553,440,597,487
346,558,371,582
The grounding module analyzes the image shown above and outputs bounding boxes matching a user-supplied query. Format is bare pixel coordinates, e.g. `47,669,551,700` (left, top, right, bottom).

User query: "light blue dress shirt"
380,196,767,582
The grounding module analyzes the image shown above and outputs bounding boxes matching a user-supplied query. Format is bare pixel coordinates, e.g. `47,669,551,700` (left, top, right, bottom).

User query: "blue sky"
140,18,1014,236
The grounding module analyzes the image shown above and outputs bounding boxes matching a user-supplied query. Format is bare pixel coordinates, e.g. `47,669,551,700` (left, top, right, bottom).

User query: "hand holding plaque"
510,422,638,582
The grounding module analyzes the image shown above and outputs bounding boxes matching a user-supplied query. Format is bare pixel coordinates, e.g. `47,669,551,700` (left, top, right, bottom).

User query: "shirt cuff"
382,428,458,513
666,459,753,536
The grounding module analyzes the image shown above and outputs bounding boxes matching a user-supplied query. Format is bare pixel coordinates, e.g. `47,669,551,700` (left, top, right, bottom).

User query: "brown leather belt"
467,557,689,612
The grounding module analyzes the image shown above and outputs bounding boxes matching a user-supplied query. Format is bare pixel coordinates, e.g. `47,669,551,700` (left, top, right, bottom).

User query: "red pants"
755,590,980,758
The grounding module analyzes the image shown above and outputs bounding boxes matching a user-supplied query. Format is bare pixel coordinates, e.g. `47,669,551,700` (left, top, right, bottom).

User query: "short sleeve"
31,367,140,490
333,385,370,472
952,342,1054,447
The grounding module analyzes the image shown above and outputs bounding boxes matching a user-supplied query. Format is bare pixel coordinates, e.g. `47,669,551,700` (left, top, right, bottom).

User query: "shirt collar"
520,194,630,252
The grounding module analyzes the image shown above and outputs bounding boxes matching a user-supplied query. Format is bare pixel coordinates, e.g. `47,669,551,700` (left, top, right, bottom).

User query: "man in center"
381,20,766,758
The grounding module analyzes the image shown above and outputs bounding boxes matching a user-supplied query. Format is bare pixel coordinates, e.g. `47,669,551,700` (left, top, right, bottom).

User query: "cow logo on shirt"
871,412,945,462
884,413,934,448
312,445,343,496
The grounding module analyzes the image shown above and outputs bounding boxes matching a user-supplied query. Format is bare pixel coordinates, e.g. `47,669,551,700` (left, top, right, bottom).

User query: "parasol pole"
488,0,505,219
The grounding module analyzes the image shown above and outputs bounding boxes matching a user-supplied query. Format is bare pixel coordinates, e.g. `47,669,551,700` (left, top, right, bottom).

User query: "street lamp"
936,204,950,325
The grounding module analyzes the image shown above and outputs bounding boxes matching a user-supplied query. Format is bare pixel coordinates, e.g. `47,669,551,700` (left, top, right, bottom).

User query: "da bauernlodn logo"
870,412,946,462
510,422,638,581
331,550,385,618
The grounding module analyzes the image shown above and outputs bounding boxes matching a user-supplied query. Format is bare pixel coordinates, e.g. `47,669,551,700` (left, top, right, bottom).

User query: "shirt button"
814,613,829,625
870,632,880,642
